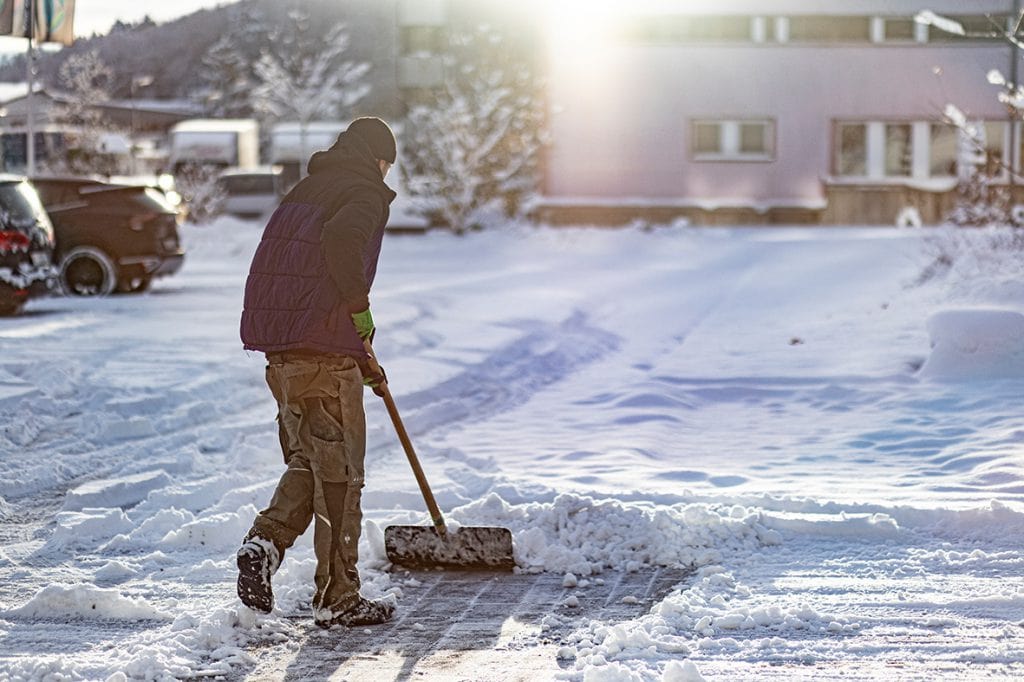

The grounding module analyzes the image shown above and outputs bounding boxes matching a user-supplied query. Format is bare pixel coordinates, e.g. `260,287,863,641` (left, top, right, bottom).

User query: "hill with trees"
0,0,401,117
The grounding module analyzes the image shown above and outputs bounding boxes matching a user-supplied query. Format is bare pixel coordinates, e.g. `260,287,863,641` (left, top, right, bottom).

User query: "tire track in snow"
392,312,619,437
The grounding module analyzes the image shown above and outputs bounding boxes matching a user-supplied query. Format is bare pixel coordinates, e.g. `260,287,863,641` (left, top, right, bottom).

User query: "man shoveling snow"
236,117,397,628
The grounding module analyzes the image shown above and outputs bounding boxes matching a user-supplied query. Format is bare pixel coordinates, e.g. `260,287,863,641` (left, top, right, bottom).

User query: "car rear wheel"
60,246,116,296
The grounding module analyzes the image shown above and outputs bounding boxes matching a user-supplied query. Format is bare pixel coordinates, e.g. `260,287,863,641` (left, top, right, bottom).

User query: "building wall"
546,43,1008,202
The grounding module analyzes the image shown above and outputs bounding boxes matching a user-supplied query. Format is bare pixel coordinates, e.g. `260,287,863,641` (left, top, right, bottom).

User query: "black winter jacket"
240,131,396,357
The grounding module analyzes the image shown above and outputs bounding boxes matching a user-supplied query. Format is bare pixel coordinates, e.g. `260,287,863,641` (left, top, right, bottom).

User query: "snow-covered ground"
1,218,1023,680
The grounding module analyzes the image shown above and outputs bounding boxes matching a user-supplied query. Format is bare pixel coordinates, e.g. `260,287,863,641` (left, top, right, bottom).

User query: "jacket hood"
307,131,396,202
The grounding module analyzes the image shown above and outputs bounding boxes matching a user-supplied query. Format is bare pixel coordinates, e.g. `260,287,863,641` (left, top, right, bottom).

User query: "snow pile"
63,470,172,511
920,309,1024,380
47,508,135,550
3,584,172,621
450,493,781,574
896,500,1024,544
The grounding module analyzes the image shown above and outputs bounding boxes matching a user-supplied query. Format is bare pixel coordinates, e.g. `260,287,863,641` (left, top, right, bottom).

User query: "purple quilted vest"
240,201,379,357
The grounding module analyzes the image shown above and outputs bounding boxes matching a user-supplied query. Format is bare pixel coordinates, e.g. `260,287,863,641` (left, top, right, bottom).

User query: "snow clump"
3,584,172,621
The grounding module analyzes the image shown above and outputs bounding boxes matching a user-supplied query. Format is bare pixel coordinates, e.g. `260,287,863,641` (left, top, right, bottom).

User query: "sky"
0,0,225,56
73,0,224,37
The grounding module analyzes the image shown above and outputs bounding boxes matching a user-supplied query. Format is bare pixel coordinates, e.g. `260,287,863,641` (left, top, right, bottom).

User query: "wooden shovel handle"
363,339,447,537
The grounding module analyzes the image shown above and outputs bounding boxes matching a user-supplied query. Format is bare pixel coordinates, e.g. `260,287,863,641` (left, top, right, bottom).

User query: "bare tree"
401,24,547,234
46,50,125,176
917,11,1022,228
913,10,1024,282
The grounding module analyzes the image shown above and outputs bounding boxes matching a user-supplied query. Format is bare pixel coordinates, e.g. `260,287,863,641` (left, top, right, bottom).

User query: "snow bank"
449,493,780,575
3,584,172,621
920,309,1024,380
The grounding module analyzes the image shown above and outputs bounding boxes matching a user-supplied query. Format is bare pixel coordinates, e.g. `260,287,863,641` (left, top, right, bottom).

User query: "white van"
217,166,283,220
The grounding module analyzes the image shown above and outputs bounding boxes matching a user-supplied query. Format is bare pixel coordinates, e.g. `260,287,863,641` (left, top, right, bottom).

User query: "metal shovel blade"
385,525,515,570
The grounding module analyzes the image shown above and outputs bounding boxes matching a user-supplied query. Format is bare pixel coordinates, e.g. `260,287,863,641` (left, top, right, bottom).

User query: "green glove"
362,363,387,398
351,308,375,341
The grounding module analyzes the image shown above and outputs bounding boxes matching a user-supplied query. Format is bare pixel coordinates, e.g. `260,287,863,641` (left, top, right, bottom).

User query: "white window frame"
774,17,790,42
751,16,769,43
691,119,775,162
870,17,885,43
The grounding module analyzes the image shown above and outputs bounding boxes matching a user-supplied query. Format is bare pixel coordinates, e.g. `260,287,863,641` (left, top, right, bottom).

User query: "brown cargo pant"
247,353,366,615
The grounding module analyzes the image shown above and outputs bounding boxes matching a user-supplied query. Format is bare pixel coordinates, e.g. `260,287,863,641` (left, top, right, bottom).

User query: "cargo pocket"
267,363,303,465
305,397,350,482
329,363,366,487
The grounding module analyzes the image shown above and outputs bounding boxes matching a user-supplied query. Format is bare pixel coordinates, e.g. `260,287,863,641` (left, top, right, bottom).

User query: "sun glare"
542,0,621,59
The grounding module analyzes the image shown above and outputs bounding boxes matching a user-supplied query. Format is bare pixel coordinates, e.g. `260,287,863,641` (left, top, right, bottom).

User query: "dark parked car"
0,176,56,315
31,178,185,295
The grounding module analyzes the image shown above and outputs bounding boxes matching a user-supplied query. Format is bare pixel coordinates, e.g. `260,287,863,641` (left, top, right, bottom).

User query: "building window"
885,124,912,176
836,123,867,175
620,16,756,43
401,26,444,54
693,122,721,154
927,15,1011,42
838,120,1009,180
932,121,1008,177
739,122,768,154
787,16,872,42
834,121,912,178
882,17,917,41
692,120,774,161
981,122,1008,173
930,124,958,176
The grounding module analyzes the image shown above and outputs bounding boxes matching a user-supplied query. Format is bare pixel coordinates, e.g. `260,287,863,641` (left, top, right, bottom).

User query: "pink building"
395,0,1016,225
537,1,1014,225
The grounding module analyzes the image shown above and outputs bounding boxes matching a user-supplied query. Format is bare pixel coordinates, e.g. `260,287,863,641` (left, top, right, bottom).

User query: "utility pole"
1012,0,1022,191
26,0,34,176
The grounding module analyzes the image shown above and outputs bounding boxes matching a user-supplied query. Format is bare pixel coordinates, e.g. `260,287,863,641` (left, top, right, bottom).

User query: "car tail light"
130,212,158,231
0,230,30,252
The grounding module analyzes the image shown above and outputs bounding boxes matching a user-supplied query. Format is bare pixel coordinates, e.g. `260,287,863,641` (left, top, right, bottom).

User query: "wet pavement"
241,566,694,681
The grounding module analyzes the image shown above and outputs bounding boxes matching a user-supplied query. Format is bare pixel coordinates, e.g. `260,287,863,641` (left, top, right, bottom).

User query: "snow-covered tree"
401,24,547,234
46,50,125,176
197,5,267,118
917,11,1020,228
913,10,1024,283
175,163,225,225
199,36,255,118
941,104,1012,227
250,10,370,174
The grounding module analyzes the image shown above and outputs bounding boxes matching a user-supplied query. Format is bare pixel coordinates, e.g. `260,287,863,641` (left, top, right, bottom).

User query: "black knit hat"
347,117,397,163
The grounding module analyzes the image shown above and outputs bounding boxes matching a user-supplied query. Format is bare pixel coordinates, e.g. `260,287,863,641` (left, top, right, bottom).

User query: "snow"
1,217,1024,679
914,10,966,37
920,309,1024,381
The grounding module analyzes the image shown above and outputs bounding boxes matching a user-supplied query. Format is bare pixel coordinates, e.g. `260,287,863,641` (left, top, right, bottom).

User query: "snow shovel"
364,340,515,570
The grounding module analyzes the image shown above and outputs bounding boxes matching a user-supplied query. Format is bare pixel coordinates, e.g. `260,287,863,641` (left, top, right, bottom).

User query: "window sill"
692,154,775,163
